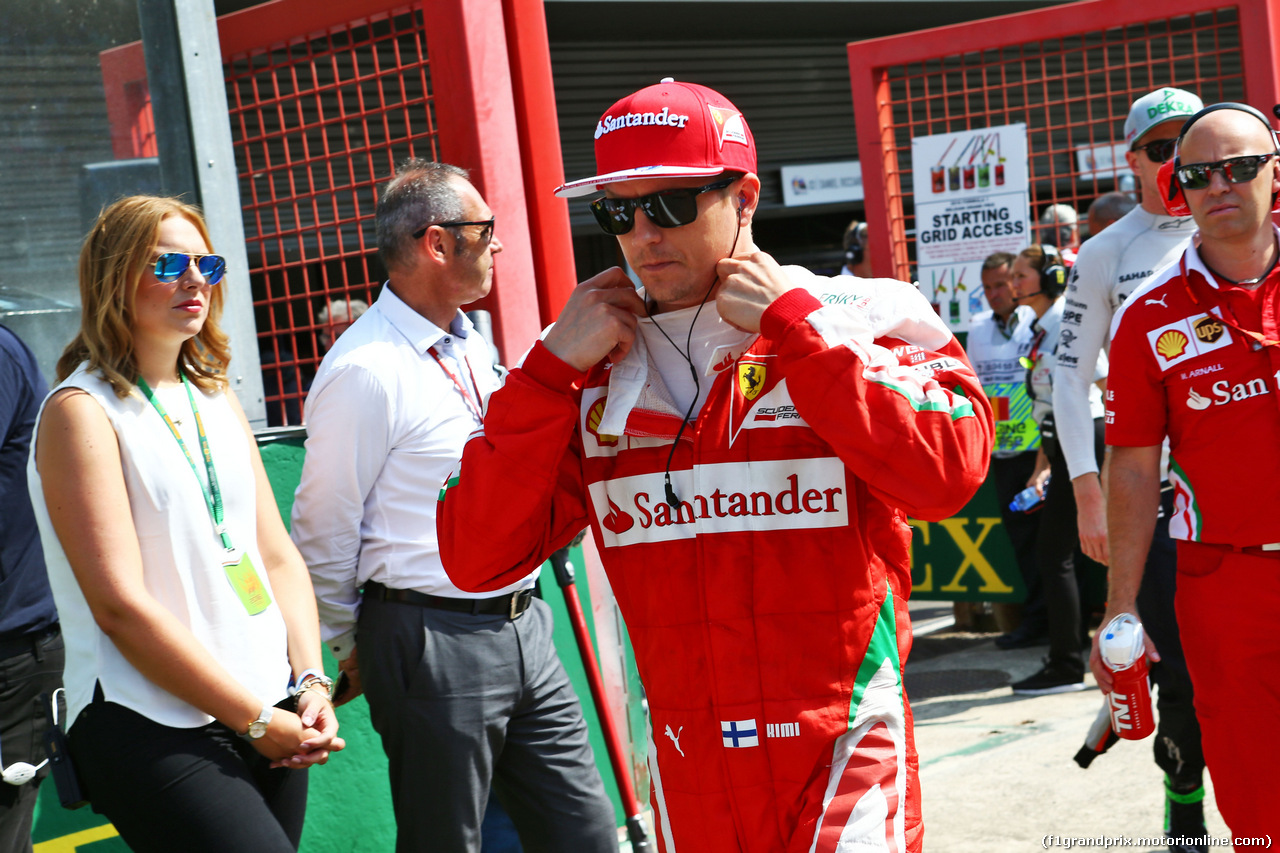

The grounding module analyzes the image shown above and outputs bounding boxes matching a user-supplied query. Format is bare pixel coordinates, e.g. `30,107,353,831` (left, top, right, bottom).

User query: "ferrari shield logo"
738,363,767,401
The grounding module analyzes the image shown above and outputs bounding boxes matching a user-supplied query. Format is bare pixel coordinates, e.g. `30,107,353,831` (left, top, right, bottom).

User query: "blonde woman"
27,196,341,851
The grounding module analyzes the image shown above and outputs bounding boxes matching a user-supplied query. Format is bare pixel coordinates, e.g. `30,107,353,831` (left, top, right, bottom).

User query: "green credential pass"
138,375,271,615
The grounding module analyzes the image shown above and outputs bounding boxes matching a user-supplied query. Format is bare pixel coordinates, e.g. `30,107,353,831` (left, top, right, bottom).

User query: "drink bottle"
1008,480,1047,512
1099,613,1155,740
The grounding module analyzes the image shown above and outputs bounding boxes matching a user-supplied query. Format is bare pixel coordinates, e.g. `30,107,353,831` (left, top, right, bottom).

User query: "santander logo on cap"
555,78,757,198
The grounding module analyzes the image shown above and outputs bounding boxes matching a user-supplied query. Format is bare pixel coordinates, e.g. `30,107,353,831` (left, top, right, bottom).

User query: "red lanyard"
430,346,483,420
1180,255,1280,349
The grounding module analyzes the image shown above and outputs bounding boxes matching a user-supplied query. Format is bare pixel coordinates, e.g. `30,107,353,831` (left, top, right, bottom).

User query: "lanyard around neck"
429,345,483,420
137,375,233,551
1180,255,1280,350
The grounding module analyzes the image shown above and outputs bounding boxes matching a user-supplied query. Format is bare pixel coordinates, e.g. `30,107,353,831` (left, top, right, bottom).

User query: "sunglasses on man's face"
589,178,735,236
1133,136,1178,164
411,217,496,246
1176,153,1277,190
153,252,227,285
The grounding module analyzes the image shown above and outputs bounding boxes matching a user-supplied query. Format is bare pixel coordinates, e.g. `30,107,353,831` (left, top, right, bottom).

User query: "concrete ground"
905,600,1229,852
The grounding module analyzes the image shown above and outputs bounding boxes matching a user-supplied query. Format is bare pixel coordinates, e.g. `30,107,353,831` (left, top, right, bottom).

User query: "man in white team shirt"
1050,87,1208,847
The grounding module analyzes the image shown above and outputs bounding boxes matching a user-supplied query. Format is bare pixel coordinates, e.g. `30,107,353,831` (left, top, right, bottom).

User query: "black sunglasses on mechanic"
589,178,736,236
153,252,227,285
1177,153,1278,190
1133,136,1178,164
411,217,496,244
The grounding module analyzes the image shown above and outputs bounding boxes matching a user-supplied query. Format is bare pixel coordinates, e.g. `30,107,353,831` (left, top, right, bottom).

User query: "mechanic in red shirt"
437,79,993,852
1101,102,1280,836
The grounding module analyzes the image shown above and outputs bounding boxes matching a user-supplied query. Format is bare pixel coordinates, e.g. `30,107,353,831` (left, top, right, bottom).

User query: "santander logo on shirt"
588,458,849,547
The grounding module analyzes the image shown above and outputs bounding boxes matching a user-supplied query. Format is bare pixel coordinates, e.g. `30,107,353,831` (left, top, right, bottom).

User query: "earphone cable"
646,210,744,508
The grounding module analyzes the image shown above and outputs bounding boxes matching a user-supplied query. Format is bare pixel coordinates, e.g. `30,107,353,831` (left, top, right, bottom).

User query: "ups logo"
1194,317,1224,344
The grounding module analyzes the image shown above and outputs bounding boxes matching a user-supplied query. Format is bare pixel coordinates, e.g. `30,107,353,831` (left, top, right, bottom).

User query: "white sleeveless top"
27,365,290,728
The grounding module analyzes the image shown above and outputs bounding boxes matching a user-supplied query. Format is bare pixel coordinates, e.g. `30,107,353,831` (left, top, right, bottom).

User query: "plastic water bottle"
1008,481,1047,513
1099,613,1155,740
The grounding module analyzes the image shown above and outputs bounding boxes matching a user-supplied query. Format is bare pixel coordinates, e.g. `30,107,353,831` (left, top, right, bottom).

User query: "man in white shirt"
290,160,616,852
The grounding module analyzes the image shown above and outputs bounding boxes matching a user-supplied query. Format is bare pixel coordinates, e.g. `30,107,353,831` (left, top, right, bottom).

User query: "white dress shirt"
290,285,537,659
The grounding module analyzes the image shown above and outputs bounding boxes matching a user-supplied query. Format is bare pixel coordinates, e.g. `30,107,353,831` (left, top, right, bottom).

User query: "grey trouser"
359,594,617,853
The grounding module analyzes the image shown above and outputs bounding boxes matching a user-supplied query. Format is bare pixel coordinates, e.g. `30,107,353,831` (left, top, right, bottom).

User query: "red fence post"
420,0,544,363
502,0,578,326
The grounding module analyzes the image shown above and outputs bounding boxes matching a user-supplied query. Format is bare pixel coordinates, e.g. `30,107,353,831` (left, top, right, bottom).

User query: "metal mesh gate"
223,5,438,425
849,2,1259,283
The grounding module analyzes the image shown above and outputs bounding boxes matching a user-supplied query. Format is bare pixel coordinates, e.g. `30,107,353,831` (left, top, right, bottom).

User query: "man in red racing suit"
437,80,992,852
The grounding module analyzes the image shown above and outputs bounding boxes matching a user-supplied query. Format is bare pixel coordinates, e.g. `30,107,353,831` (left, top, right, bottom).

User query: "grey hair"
982,251,1016,271
1037,203,1078,247
318,296,369,325
376,159,470,271
1087,192,1136,229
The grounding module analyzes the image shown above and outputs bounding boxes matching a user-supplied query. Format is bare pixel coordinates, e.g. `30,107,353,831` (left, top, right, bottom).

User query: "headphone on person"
844,221,868,268
1158,102,1280,216
1038,244,1068,299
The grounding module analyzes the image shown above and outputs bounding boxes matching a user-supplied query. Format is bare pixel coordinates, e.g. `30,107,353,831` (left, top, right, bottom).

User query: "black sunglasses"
1133,137,1178,164
1176,153,1277,190
589,178,736,236
412,217,496,244
153,252,226,285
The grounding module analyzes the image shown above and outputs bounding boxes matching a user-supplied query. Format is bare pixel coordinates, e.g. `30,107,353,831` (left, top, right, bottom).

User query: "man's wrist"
759,288,820,341
523,341,588,392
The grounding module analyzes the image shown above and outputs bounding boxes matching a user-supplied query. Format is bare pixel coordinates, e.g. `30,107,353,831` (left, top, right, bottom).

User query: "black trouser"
0,628,62,853
68,693,308,853
1137,490,1205,791
991,451,1046,631
1039,416,1105,675
359,594,617,853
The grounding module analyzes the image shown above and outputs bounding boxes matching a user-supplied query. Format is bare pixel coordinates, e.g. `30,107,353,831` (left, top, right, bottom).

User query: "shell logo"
1155,329,1189,361
586,397,618,446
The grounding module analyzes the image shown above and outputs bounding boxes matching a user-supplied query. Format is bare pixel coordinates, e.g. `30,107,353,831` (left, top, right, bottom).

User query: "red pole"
502,0,579,326
549,548,652,851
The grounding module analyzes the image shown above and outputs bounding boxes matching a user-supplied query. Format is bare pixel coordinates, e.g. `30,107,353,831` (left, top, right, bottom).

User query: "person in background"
1084,191,1136,240
1007,244,1106,695
1038,203,1080,262
28,195,341,853
840,219,872,277
291,160,616,853
316,296,369,352
0,325,62,853
1056,87,1206,847
1102,101,1280,840
966,252,1046,650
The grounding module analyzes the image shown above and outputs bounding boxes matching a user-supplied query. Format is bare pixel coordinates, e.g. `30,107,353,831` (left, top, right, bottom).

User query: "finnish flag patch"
721,719,759,748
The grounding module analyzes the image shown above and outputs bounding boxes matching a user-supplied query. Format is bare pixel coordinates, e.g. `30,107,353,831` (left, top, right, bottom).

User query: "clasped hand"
259,690,346,768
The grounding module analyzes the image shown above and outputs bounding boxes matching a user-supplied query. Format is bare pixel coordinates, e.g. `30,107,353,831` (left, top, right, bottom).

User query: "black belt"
0,625,59,661
363,581,534,619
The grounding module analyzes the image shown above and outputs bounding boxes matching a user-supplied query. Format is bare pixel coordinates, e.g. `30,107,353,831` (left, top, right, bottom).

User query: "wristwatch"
241,705,273,740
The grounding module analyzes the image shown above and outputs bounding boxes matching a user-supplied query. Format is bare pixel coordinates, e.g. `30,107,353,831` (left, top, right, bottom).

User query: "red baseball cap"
554,78,757,198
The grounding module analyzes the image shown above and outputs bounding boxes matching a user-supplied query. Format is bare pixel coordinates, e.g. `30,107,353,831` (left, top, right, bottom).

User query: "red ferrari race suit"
438,269,993,852
1107,234,1280,836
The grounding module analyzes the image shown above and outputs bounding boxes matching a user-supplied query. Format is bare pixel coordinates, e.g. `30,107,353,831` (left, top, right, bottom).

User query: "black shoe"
1165,778,1208,853
995,624,1048,650
1011,660,1086,695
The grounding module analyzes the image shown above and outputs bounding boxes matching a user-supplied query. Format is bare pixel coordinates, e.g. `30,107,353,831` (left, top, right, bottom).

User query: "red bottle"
1100,613,1155,740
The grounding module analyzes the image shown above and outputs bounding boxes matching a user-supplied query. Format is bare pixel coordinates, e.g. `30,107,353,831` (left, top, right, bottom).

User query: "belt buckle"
1262,543,1280,552
509,591,522,620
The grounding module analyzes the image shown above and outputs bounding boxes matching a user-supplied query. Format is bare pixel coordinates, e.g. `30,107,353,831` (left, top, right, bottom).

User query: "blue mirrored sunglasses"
153,252,227,285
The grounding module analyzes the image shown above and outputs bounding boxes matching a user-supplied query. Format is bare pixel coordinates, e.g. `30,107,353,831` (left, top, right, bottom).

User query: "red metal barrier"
848,0,1280,283
98,0,563,425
